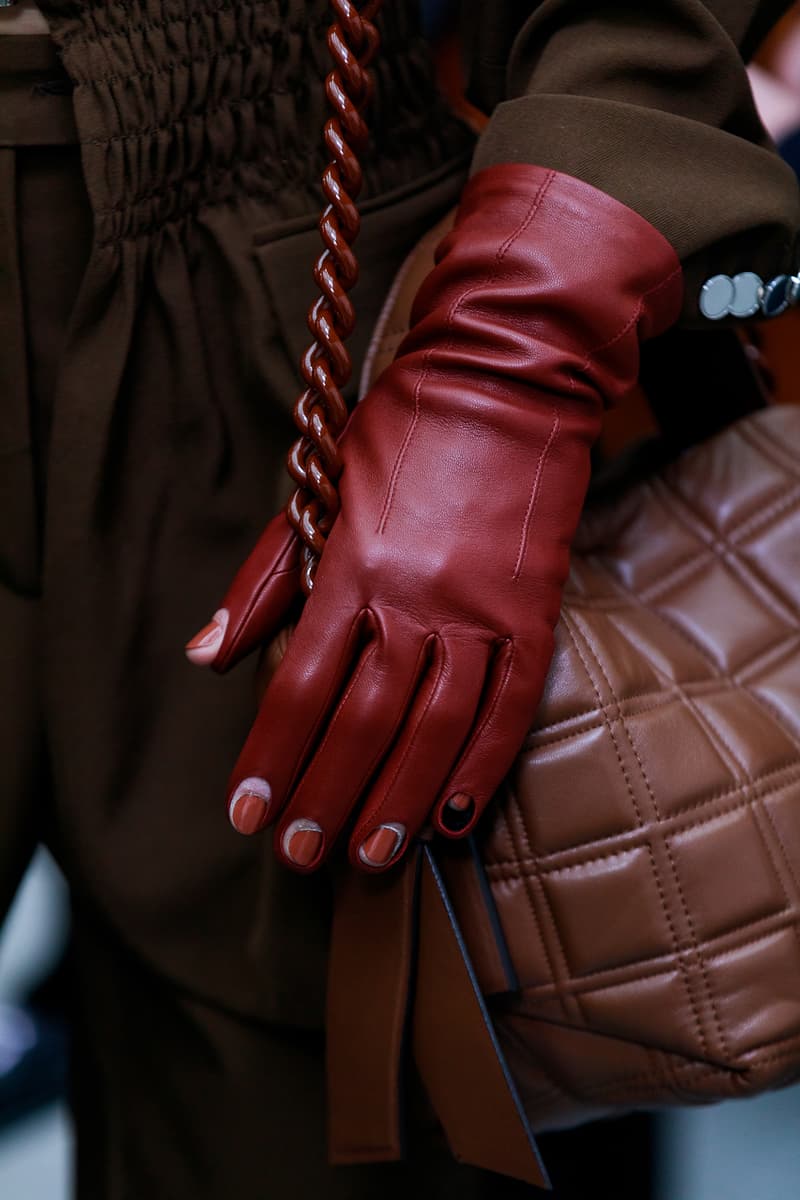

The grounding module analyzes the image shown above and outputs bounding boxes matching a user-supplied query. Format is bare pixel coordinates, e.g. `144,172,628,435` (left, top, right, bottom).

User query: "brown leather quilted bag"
465,401,800,1122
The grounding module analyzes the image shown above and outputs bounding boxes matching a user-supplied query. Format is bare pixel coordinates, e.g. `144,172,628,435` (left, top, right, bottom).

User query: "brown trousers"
0,33,518,1200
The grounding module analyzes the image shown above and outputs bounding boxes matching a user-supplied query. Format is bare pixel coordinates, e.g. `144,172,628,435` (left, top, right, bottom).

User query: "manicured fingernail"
282,820,324,868
228,777,271,835
447,793,474,813
358,823,406,868
185,608,229,665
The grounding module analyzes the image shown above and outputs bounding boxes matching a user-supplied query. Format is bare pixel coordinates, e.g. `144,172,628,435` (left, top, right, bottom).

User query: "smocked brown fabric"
34,0,800,323
41,1,471,237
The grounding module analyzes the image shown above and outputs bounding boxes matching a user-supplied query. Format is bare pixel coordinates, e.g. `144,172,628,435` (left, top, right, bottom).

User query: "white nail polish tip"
357,822,406,867
185,608,229,665
228,776,272,827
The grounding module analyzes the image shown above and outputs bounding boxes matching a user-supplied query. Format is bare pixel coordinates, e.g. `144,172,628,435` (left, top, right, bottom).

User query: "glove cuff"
405,163,683,409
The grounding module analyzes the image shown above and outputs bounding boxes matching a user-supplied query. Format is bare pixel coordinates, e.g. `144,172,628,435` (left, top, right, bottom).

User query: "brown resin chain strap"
286,0,384,594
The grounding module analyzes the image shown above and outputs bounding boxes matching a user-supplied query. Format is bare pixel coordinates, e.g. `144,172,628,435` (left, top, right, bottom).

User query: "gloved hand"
186,164,682,873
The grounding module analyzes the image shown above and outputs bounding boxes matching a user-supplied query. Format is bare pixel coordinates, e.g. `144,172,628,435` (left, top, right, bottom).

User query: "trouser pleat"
0,142,39,594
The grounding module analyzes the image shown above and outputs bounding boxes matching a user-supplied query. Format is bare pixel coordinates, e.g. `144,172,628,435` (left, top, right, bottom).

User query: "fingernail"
185,608,229,665
358,823,406,868
442,792,476,833
228,777,272,835
282,819,324,869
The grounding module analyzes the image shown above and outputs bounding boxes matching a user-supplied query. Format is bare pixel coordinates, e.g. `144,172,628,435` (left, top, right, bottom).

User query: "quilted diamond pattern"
478,408,800,1130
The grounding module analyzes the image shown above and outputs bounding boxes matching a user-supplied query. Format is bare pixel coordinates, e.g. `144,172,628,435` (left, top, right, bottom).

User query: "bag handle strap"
285,0,383,595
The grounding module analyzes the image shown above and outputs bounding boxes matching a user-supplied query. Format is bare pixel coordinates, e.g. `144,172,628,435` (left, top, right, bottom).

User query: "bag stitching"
585,497,800,754
490,908,797,994
736,416,800,483
572,613,731,1060
760,803,800,899
520,1038,800,1111
488,769,800,875
748,803,800,966
651,474,800,626
505,788,575,1025
561,616,711,1056
526,668,798,748
501,1009,800,1110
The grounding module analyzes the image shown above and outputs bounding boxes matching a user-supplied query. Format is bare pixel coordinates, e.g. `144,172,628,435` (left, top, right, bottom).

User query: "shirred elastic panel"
39,0,473,242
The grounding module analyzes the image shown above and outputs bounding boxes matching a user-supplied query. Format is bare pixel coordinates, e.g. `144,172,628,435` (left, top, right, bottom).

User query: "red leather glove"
186,164,682,873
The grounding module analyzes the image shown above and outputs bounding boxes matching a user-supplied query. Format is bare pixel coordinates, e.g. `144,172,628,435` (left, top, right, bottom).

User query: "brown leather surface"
479,405,800,1127
413,848,549,1187
328,842,550,1187
327,855,418,1163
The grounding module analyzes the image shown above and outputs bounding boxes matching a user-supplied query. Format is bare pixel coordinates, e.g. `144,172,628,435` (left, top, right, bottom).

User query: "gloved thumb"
185,512,302,673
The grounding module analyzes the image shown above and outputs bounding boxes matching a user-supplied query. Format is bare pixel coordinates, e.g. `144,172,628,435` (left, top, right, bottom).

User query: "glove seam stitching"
375,169,555,538
578,264,683,379
376,352,427,536
512,409,560,581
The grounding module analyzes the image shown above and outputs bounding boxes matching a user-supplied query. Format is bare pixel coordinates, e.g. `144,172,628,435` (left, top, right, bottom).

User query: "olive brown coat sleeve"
465,0,800,321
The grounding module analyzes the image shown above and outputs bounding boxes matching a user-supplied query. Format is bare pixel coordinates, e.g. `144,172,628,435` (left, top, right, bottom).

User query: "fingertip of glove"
434,792,479,837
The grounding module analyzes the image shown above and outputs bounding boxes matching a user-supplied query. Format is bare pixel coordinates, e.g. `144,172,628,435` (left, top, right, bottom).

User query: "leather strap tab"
327,842,550,1188
327,851,419,1164
413,846,550,1189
